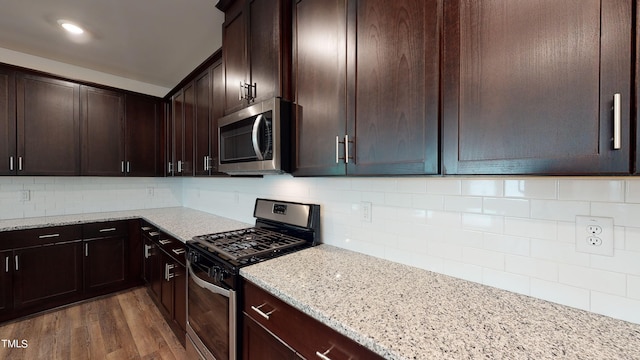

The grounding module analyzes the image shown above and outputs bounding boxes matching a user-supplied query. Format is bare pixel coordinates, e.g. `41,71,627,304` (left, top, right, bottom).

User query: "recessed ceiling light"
57,20,84,35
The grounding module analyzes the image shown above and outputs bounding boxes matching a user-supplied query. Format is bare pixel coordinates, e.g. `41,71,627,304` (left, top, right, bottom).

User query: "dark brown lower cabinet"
84,237,127,293
243,314,300,360
243,280,383,360
0,250,13,313
13,241,83,311
140,222,186,345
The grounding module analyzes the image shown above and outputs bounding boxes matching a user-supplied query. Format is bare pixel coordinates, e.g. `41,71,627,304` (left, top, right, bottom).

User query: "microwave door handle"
251,114,265,161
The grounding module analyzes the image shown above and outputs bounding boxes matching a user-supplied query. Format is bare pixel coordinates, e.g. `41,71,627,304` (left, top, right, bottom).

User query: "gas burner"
192,227,306,261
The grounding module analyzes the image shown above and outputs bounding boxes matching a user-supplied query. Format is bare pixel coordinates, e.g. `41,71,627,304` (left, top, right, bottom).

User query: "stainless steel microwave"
218,97,292,175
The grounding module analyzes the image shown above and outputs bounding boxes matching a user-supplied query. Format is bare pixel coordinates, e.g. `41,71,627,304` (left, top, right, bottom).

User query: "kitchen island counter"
0,207,250,242
241,244,640,360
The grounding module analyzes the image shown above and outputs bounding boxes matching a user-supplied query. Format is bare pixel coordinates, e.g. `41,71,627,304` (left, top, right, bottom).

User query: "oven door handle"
187,262,231,297
251,114,266,161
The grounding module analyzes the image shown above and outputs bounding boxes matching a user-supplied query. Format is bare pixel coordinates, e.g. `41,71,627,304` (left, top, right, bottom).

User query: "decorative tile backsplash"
1,175,638,325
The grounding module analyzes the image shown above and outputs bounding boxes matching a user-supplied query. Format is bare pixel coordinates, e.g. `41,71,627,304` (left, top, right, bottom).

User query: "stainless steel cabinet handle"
18,157,23,171
239,81,244,101
251,303,276,320
165,263,175,281
613,93,621,150
5,256,8,273
126,161,130,173
38,233,60,239
85,243,89,257
177,160,183,173
335,136,340,164
168,162,173,174
149,231,160,237
159,239,172,245
250,83,257,100
9,156,14,171
172,248,185,255
315,346,335,360
204,156,208,171
121,161,125,173
15,255,18,271
144,244,152,259
99,227,117,233
345,134,350,164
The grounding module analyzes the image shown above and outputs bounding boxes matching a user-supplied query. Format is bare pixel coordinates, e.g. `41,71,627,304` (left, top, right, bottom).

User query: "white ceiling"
0,0,224,96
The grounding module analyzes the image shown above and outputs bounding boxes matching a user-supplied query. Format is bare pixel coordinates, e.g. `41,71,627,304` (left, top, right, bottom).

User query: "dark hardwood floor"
0,287,187,360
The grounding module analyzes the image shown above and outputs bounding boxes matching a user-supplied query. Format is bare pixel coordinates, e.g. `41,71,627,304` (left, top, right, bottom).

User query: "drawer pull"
159,239,172,245
99,227,117,232
316,346,335,360
172,248,185,255
141,226,152,231
38,233,60,239
251,303,276,320
149,231,160,237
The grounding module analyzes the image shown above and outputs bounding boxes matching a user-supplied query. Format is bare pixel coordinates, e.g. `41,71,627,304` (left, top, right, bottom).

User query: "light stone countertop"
0,207,251,242
240,245,640,360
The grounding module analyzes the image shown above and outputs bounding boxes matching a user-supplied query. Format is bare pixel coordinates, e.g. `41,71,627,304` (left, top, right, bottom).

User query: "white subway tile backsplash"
530,279,590,311
505,217,557,240
462,179,504,197
591,292,640,324
504,178,557,199
483,197,530,217
558,179,625,202
483,233,530,257
482,268,530,295
504,255,558,281
5,176,640,325
461,247,504,270
628,276,640,300
558,264,626,296
530,199,590,222
444,196,483,213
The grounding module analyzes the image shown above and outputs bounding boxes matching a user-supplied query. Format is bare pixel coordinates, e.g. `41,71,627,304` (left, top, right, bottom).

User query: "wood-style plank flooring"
0,287,187,360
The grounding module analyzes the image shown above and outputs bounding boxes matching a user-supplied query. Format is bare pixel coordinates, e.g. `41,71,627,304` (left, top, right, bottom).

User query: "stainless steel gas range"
184,198,321,360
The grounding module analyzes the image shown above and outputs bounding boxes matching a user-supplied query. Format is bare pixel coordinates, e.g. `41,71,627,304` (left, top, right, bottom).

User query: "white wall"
1,175,638,325
182,175,640,325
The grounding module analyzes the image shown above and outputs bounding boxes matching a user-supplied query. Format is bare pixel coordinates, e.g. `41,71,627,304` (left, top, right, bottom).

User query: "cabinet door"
248,0,292,104
173,262,186,332
83,236,127,293
13,242,83,310
349,0,439,175
171,90,184,176
211,60,224,174
0,251,11,314
0,68,15,175
243,314,299,360
442,0,631,174
183,83,195,176
222,0,248,114
194,68,212,176
160,251,174,317
125,94,161,176
16,74,80,175
81,86,124,176
293,0,348,176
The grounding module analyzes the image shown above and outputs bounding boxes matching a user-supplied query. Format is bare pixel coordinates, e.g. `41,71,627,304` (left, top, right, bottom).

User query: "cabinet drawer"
156,234,186,265
243,280,383,360
83,220,128,239
0,225,83,250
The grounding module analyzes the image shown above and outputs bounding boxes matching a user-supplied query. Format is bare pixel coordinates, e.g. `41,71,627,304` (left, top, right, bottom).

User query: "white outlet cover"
575,216,614,256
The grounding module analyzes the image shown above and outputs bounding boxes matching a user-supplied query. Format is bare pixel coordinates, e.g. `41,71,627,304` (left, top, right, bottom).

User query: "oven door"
186,260,236,360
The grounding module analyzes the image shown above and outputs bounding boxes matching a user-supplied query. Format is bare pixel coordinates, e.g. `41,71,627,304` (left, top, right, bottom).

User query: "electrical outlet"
575,216,614,256
20,190,30,202
361,201,372,223
147,187,154,196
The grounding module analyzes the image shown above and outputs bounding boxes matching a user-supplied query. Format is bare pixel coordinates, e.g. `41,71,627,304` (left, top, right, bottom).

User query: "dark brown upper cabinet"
169,84,195,177
81,86,125,176
293,0,439,176
0,68,16,175
442,0,632,175
194,58,225,176
217,0,293,115
124,94,163,177
16,73,81,175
